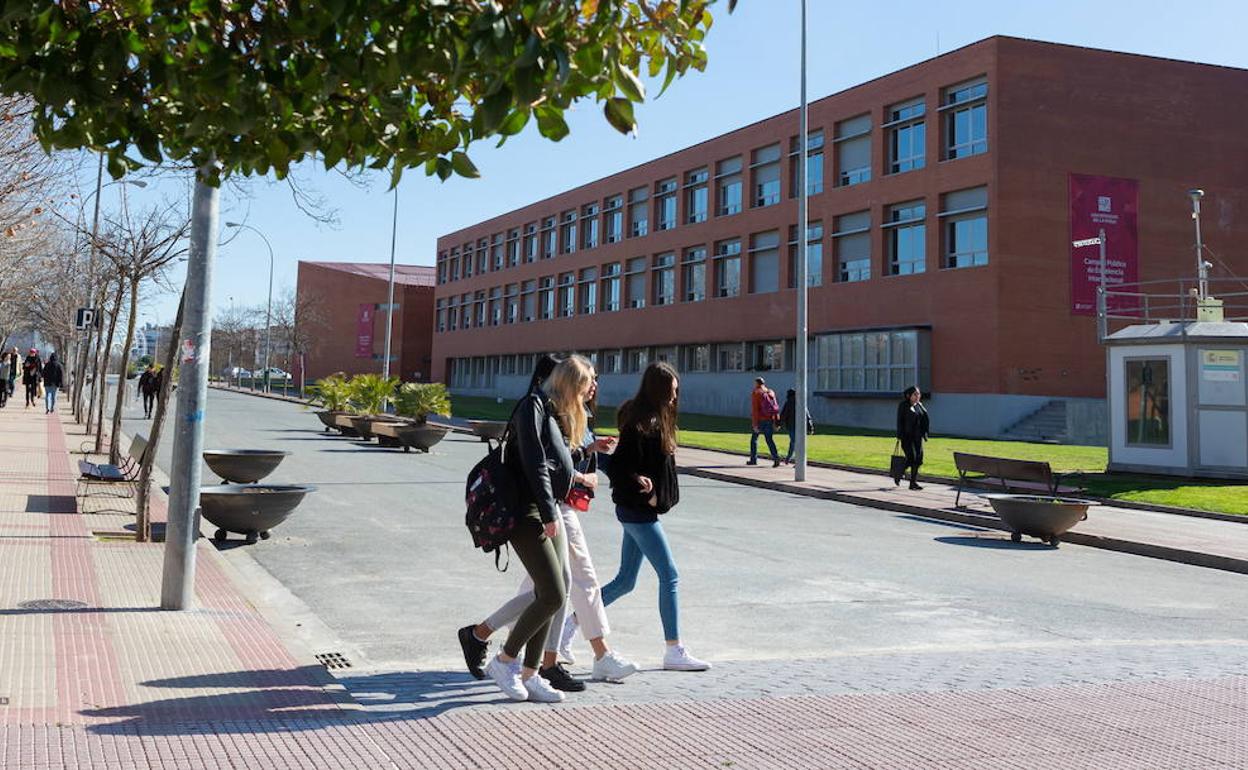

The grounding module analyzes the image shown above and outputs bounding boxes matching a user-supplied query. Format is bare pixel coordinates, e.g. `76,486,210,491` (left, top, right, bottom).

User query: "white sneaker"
591,650,639,681
663,644,711,671
557,616,578,665
486,655,528,701
523,674,566,703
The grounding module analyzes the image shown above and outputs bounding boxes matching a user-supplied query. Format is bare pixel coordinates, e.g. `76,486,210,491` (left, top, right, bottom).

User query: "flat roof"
1106,321,1248,342
302,261,436,287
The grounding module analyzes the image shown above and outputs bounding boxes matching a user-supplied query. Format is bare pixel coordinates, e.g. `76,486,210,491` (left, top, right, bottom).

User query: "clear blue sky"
103,0,1248,325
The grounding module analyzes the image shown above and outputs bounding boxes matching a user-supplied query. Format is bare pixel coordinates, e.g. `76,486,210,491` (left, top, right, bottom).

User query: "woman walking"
895,386,930,491
42,353,64,414
778,388,813,464
601,361,709,672
21,348,42,408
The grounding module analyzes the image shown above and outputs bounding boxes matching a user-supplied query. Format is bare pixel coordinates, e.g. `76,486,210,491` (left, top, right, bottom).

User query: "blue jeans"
750,421,779,462
44,386,57,412
601,516,680,641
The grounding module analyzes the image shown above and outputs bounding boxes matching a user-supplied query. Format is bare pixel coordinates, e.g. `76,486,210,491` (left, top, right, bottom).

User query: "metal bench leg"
955,472,964,507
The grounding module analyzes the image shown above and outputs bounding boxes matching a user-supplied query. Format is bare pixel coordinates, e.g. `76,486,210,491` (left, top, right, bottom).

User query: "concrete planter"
984,494,1092,547
200,484,315,544
314,410,343,432
373,420,449,453
330,413,362,437
350,414,406,441
468,419,507,442
202,449,290,484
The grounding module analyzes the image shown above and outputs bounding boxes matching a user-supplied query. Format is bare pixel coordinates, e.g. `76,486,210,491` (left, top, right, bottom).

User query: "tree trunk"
109,277,140,465
95,278,124,455
84,285,106,433
136,288,185,543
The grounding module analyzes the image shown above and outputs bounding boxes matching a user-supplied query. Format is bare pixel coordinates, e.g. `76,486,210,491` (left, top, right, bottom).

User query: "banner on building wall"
1069,174,1139,316
355,303,374,358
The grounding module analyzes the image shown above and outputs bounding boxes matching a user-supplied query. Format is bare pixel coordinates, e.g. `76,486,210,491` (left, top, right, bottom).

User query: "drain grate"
93,531,133,542
17,599,88,611
315,652,352,670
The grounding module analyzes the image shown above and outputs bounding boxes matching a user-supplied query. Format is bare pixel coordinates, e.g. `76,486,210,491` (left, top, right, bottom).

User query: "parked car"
222,366,251,379
259,367,292,381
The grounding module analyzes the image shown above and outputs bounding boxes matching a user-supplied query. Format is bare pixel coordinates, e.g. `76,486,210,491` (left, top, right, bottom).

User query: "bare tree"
135,290,184,542
274,286,324,391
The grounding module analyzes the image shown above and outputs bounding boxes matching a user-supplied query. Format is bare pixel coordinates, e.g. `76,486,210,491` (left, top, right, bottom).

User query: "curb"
679,465,1248,577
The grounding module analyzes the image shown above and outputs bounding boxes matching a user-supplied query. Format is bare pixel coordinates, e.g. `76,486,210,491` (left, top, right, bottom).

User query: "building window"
788,221,823,288
788,130,824,196
833,211,871,283
886,97,925,174
886,200,926,276
625,257,647,309
523,223,537,263
474,290,487,328
447,297,459,331
488,287,502,326
539,276,556,320
629,187,649,237
714,238,742,298
716,156,743,216
601,262,621,312
683,344,711,372
541,217,557,259
653,252,676,306
748,231,781,294
652,346,677,366
655,178,677,231
943,78,988,159
505,283,519,324
1125,358,1170,446
578,267,598,315
835,114,871,187
599,349,621,374
815,329,928,393
437,252,447,285
717,342,745,372
521,279,536,322
436,298,447,332
478,238,489,274
751,341,784,372
462,244,474,278
506,230,520,267
582,202,600,249
459,293,472,329
685,168,709,224
449,248,461,281
750,143,781,208
490,235,503,272
682,246,707,302
558,272,576,317
560,210,578,254
604,195,623,243
626,348,649,374
941,186,988,268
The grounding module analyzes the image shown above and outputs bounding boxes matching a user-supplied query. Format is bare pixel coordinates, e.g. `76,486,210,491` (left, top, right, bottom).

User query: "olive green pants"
502,505,568,669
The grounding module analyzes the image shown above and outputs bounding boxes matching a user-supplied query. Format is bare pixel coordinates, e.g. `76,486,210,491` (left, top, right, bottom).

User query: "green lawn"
450,396,1248,516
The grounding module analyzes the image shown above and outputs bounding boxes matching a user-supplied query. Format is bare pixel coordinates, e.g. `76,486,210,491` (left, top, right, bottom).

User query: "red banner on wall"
1069,174,1139,315
355,304,374,358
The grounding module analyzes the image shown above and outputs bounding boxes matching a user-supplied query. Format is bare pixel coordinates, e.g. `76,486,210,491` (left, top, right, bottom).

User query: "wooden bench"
77,434,149,500
952,452,1080,507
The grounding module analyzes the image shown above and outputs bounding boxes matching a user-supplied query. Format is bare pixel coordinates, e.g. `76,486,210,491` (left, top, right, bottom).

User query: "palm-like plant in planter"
307,373,353,433
381,383,454,452
345,374,401,440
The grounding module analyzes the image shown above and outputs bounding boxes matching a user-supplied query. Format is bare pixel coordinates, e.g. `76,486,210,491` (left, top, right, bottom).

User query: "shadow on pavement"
934,535,1055,551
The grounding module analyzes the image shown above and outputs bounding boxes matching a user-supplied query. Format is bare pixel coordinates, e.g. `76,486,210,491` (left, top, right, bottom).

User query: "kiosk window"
1125,359,1170,446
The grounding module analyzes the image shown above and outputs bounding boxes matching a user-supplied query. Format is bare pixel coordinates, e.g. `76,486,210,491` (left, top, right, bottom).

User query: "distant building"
296,261,436,383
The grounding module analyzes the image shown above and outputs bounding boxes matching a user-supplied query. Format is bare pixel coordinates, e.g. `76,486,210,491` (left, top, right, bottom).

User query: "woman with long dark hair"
895,385,929,491
601,361,709,671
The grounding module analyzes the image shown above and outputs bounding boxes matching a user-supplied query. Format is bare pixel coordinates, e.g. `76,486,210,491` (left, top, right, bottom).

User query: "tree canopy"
0,0,734,185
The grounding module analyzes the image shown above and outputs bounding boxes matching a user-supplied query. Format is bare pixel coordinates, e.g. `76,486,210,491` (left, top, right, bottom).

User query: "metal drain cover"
17,599,88,611
315,652,352,670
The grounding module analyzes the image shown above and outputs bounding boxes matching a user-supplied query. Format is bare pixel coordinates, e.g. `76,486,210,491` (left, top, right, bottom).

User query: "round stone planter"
349,414,406,441
373,421,450,453
468,419,507,442
199,484,314,544
202,449,291,484
983,494,1093,547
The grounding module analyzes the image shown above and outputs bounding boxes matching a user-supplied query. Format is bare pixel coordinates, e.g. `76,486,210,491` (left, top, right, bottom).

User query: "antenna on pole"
1188,189,1208,301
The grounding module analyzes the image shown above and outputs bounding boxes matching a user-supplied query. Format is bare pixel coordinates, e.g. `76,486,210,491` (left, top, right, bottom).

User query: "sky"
96,0,1248,325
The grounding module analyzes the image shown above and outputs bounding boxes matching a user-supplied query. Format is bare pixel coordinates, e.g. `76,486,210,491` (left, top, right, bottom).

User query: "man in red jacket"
748,377,781,467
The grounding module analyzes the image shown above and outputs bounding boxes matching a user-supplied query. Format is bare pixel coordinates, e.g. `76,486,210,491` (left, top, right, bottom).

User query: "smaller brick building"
296,261,436,383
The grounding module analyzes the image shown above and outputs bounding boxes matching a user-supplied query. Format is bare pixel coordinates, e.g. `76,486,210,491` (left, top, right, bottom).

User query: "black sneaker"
909,482,923,491
772,458,781,468
457,625,489,680
746,459,758,466
540,663,586,692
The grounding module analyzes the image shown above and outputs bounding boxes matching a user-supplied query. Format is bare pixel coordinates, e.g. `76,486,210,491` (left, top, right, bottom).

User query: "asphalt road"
122,388,1248,711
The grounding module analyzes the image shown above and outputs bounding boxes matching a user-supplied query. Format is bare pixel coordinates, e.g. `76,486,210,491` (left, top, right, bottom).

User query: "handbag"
890,440,909,483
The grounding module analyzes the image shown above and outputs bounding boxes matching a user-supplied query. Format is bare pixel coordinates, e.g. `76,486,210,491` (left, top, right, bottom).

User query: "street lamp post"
794,0,810,482
224,222,275,393
381,187,399,383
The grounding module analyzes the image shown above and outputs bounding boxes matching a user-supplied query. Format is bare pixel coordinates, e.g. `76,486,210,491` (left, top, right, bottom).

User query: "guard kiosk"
1104,321,1248,479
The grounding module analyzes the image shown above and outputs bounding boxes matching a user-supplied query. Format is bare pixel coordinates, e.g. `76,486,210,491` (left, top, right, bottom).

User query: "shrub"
394,382,452,423
347,373,399,415
307,373,351,412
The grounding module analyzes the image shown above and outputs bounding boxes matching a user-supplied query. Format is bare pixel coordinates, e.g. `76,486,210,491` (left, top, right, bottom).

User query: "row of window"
434,188,987,332
436,78,988,286
446,329,929,395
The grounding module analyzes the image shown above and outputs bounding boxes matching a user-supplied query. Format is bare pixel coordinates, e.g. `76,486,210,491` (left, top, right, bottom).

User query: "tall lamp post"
224,222,274,393
382,186,399,381
794,0,810,481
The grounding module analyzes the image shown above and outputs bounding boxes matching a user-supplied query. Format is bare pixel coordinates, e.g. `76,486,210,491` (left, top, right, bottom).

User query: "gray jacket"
506,389,575,524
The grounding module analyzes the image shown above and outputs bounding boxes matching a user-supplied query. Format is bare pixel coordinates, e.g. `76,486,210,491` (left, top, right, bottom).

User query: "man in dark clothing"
22,349,42,408
138,365,158,418
896,386,930,491
5,347,18,404
778,388,814,464
42,353,64,414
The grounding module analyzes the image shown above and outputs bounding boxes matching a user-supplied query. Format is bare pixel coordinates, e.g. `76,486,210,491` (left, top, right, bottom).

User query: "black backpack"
464,402,525,570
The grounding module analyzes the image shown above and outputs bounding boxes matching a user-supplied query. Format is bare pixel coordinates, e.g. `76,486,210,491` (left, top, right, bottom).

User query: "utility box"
1105,322,1248,479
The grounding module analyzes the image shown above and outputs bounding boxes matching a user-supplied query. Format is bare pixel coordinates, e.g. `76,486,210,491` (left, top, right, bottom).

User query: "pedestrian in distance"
21,348,42,408
896,385,930,491
41,352,63,414
6,347,19,403
779,388,814,465
747,376,781,467
138,364,158,418
0,350,9,408
601,361,710,672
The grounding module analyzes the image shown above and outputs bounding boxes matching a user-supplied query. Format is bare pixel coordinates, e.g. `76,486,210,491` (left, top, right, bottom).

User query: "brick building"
296,261,436,383
430,36,1248,442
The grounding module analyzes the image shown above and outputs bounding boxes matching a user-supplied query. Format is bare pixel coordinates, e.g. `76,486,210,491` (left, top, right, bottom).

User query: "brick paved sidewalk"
1,405,1245,768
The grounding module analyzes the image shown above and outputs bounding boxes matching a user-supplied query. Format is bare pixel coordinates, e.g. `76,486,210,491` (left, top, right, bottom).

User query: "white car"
222,366,251,379
259,367,292,381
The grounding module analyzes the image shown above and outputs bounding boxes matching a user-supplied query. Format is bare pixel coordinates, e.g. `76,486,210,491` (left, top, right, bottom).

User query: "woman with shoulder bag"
895,385,930,491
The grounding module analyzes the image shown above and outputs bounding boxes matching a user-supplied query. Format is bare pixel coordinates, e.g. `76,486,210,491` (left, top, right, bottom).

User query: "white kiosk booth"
1105,322,1248,479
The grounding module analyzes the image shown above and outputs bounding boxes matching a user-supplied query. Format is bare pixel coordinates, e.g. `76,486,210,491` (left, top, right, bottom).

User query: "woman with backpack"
896,385,930,491
41,352,64,414
601,361,710,672
778,388,814,464
21,348,42,408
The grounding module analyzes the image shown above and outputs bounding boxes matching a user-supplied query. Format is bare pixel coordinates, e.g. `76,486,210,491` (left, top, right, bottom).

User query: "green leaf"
614,60,645,102
477,86,512,133
450,151,479,178
498,107,529,136
603,97,635,135
534,105,569,141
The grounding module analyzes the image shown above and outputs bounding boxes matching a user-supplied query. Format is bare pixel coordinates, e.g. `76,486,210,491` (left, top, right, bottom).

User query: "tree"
275,286,324,390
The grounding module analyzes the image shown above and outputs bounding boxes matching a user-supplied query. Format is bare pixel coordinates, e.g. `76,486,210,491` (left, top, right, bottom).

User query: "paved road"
123,389,1248,714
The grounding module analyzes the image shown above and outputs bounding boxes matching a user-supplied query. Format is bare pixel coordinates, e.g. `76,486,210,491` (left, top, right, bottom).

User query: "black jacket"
42,360,63,388
896,400,930,444
505,389,575,525
21,355,41,385
779,397,813,433
138,370,159,395
608,420,679,523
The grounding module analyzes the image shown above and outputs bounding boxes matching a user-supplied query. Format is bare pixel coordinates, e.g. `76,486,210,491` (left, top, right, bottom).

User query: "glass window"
682,246,707,302
437,252,447,284
541,217,557,259
478,238,490,274
602,349,623,374
887,97,926,174
717,343,745,372
714,238,742,298
504,283,519,324
833,211,871,283
653,252,676,306
600,262,621,312
886,201,926,276
578,267,598,315
463,244,475,277
788,221,823,288
582,202,600,250
629,187,649,237
626,348,649,373
521,280,536,322
752,341,784,372
751,144,782,208
685,168,709,224
1125,359,1170,446
558,272,576,317
604,195,623,243
539,276,556,320
474,291,487,328
489,286,502,326
815,329,926,393
749,230,781,294
835,114,872,187
653,346,677,365
683,344,711,372
560,210,578,254
941,186,988,268
943,78,988,159
626,256,647,309
506,230,520,267
655,178,678,231
436,298,447,332
716,156,743,216
789,131,824,196
523,224,538,264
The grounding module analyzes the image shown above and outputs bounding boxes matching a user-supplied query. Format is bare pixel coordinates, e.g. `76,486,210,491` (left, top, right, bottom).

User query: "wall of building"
398,284,436,382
